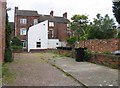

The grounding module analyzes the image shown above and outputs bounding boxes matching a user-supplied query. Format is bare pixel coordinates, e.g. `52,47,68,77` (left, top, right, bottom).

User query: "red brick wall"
76,38,120,53
90,54,120,69
54,23,68,41
15,15,39,40
0,0,6,63
55,49,120,69
15,12,68,42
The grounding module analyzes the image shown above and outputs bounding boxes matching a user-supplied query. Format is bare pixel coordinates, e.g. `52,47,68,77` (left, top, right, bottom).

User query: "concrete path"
42,53,119,87
2,53,83,86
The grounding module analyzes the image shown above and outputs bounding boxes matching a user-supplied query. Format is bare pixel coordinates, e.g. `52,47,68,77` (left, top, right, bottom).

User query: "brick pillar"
0,0,6,63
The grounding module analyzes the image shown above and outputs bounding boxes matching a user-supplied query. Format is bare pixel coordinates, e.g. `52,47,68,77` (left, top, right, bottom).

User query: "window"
49,28,54,37
21,41,27,48
34,19,38,25
36,42,41,48
20,28,27,35
20,19,27,24
67,24,70,28
49,22,54,27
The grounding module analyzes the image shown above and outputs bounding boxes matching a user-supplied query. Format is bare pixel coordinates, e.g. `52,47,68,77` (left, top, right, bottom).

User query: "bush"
84,49,92,61
4,48,14,62
12,45,22,50
117,32,120,38
11,37,22,46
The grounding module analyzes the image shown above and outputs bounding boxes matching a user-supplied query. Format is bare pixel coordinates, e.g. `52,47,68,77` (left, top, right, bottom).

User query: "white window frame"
20,19,27,24
21,40,27,48
67,24,70,28
20,28,27,35
49,22,54,27
34,19,38,25
49,28,54,37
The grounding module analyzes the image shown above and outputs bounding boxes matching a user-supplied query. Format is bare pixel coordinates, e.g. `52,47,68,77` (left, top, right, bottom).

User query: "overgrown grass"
2,63,15,84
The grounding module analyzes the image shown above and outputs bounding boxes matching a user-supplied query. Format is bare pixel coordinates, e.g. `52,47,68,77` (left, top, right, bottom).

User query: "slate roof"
39,15,70,23
15,10,39,16
15,9,70,23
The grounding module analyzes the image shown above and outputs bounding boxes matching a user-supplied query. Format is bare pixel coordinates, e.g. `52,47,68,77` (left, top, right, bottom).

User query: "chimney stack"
63,12,67,18
50,10,54,16
15,7,18,13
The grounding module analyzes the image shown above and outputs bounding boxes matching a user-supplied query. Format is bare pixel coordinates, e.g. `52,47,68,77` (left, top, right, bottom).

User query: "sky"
7,0,118,24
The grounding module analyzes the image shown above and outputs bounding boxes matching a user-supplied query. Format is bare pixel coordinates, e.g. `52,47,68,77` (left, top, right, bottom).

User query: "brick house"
0,0,6,63
14,7,70,48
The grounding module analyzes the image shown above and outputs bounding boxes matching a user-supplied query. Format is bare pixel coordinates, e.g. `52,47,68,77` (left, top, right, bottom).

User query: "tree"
4,10,13,62
113,0,120,24
88,14,117,39
70,14,90,41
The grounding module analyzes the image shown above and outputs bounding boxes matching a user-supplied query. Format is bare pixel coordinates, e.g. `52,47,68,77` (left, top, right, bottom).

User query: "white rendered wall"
48,39,61,49
28,20,48,52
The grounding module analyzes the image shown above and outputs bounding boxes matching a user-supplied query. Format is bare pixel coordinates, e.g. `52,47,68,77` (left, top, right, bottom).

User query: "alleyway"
2,53,83,86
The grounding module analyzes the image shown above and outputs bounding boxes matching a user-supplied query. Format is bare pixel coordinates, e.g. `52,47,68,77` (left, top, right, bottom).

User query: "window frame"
49,22,54,27
20,28,27,35
21,40,27,48
34,19,38,25
49,28,54,37
20,19,27,24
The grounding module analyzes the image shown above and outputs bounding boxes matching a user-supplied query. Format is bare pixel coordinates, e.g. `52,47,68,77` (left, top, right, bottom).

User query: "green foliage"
4,11,13,63
12,45,22,50
11,37,22,46
2,63,15,84
88,14,117,39
84,49,92,61
70,14,90,41
117,31,120,38
4,48,13,62
102,51,112,55
113,1,120,24
67,37,77,46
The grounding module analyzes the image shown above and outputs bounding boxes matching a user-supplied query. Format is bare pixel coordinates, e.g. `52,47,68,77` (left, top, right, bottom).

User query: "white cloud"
7,0,117,24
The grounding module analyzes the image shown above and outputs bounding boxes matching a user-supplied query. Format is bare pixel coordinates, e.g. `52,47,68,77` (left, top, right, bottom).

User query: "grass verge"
2,63,15,85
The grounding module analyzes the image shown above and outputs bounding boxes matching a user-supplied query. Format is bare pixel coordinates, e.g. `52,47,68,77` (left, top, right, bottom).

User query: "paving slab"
44,54,119,87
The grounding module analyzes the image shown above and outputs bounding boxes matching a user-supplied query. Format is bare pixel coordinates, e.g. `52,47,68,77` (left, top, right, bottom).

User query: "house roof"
15,10,39,16
15,9,70,23
39,15,70,23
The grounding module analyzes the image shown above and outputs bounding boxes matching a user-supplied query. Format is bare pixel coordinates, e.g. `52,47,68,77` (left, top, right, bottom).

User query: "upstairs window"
49,22,54,27
49,28,54,38
20,19,27,24
34,19,38,25
20,28,27,35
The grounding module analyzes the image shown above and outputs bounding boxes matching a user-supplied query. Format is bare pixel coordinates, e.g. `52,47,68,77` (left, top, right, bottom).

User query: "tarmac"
43,55,119,87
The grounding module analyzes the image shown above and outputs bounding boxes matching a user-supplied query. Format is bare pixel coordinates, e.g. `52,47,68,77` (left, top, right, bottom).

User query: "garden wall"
90,54,120,69
76,38,120,53
55,49,120,69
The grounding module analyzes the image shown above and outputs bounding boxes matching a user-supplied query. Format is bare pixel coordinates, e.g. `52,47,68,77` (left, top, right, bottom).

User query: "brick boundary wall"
55,49,120,69
0,0,6,63
75,38,120,53
90,54,120,69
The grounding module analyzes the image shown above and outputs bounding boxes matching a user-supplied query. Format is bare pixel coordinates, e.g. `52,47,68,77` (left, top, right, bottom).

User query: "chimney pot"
50,10,54,16
63,12,67,18
15,7,18,13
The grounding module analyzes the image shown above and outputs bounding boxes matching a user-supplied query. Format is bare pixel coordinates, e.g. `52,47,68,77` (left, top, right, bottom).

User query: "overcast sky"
7,0,117,24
